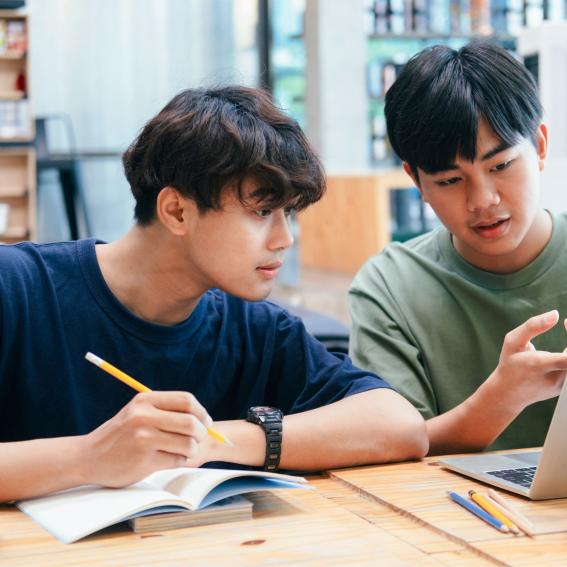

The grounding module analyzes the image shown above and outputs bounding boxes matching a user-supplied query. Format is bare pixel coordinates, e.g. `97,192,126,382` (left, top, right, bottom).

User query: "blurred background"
1,0,566,327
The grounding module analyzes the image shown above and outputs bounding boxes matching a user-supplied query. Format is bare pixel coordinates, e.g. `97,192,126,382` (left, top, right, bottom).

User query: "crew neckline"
76,239,207,344
436,211,565,290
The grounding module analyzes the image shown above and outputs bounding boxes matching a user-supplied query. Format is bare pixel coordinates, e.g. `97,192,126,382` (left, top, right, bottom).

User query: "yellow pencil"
487,489,535,537
85,352,234,447
468,490,519,535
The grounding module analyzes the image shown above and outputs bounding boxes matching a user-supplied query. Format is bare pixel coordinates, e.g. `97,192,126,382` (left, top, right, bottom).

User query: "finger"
151,431,201,459
517,350,567,372
136,391,212,427
502,310,559,354
155,411,209,443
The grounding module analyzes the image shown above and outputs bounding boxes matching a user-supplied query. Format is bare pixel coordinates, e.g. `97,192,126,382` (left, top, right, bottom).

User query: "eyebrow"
481,141,513,161
431,141,514,174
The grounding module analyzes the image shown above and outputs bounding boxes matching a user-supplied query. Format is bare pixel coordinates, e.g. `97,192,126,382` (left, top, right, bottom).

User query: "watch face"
247,406,283,421
252,406,277,413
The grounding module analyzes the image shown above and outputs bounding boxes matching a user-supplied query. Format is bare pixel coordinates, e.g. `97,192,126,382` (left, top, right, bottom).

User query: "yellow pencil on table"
85,352,233,447
468,490,519,535
487,489,535,537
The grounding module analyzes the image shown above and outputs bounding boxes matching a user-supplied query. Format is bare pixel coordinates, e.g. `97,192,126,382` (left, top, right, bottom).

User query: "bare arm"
190,389,428,470
0,388,426,502
427,311,567,455
0,391,212,502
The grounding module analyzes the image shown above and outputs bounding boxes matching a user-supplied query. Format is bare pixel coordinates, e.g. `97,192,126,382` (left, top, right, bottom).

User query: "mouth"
256,261,283,279
472,217,510,238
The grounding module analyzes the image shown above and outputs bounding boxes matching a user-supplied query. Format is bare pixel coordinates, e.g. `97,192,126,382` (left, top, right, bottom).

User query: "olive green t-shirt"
349,212,567,450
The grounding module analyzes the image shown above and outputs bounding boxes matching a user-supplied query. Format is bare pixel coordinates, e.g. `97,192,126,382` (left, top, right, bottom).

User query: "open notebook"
17,467,311,543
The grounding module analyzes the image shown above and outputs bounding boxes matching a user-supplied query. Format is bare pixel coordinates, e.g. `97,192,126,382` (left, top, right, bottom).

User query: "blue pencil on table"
447,491,509,533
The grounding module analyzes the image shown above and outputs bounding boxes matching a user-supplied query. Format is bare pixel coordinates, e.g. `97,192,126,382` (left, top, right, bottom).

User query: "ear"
536,122,548,171
402,162,425,200
155,187,196,236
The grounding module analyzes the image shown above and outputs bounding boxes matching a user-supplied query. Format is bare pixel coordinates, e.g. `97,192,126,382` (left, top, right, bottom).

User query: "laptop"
440,379,567,500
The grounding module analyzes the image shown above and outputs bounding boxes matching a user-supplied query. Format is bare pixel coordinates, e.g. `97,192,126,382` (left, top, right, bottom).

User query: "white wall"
28,0,259,241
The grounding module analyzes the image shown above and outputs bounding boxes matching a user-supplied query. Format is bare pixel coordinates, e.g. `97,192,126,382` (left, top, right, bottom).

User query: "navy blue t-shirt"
0,239,390,443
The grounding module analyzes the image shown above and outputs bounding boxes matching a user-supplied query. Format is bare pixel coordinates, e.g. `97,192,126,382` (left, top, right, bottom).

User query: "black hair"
384,41,543,175
123,86,325,224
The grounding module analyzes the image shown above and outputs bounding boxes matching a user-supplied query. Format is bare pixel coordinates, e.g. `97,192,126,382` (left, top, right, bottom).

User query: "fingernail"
543,310,558,323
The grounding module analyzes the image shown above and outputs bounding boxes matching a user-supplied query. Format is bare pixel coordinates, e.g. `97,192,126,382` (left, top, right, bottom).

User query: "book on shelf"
0,99,30,138
17,467,311,544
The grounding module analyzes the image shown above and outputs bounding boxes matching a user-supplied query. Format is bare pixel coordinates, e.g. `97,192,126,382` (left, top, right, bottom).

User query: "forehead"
476,120,501,154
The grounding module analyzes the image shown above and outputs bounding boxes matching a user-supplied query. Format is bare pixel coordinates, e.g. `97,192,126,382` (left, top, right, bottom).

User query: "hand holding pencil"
85,352,233,446
79,352,232,488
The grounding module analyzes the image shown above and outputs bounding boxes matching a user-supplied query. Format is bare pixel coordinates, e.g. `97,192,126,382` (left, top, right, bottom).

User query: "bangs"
386,42,542,176
234,160,325,213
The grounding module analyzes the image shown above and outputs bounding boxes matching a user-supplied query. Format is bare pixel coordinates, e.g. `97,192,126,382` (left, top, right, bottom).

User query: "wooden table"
330,456,567,567
2,455,566,566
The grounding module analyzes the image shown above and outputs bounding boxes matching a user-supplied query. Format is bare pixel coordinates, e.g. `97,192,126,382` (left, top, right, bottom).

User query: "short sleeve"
265,308,392,414
348,260,439,419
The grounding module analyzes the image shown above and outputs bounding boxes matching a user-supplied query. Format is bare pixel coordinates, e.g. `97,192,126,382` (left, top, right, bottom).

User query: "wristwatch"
246,406,283,471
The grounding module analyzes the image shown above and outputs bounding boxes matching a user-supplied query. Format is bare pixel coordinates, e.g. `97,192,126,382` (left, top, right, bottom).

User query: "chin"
231,286,273,303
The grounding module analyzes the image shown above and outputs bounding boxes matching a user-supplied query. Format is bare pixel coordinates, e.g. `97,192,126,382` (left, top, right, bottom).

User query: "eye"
491,159,513,172
436,177,461,187
255,209,272,218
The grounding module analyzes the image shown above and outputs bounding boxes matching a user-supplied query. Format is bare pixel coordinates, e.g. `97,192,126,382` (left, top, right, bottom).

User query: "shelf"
0,51,25,60
368,32,516,42
0,226,29,241
0,134,33,142
0,185,27,197
0,90,24,100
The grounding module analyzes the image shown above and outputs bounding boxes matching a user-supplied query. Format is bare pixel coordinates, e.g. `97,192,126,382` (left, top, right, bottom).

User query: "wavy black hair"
123,86,325,224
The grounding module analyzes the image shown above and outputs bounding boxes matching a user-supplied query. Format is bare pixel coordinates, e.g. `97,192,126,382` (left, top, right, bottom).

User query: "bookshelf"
269,1,567,272
0,8,35,243
364,0,564,242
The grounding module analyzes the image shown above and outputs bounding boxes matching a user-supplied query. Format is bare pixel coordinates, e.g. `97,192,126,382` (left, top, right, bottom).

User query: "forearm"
206,389,428,470
426,376,524,455
0,436,88,502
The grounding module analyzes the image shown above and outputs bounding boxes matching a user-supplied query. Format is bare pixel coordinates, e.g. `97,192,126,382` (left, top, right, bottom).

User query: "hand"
490,310,567,411
80,391,213,487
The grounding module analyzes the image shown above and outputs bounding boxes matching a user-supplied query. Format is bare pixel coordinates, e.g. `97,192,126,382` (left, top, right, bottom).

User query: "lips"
257,261,283,271
471,217,510,239
472,217,509,229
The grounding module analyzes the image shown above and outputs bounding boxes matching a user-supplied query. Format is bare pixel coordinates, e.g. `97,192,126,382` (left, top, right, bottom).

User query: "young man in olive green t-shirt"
349,42,567,455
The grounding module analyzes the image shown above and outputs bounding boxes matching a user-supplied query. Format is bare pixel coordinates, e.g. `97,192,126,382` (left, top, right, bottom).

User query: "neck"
454,209,552,274
96,225,204,326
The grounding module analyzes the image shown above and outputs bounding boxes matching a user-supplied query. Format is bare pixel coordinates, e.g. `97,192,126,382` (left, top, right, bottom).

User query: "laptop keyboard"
485,466,536,488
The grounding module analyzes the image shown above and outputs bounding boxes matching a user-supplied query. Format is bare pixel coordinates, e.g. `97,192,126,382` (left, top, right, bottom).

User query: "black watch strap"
263,417,283,471
247,407,283,471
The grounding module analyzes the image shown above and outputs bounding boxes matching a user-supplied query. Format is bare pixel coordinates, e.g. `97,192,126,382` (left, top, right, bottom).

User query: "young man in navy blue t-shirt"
0,86,427,501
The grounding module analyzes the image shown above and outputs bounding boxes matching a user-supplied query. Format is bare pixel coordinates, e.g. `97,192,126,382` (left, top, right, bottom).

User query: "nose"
466,178,500,212
268,210,294,251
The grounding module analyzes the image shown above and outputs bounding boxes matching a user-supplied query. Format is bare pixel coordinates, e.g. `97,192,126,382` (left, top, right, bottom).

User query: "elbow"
405,412,429,459
383,405,429,462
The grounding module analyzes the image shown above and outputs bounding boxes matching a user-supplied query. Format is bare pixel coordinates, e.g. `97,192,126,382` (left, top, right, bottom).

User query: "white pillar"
305,0,369,171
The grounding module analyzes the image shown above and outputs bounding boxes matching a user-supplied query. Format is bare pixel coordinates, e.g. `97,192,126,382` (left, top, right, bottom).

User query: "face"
178,179,294,301
405,121,550,273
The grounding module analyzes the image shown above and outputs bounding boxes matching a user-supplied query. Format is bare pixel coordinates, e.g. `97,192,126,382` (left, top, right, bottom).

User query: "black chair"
34,115,92,240
274,300,350,354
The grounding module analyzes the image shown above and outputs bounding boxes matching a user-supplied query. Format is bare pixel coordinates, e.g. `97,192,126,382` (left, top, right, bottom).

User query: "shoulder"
204,289,302,332
0,239,88,294
351,228,444,292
